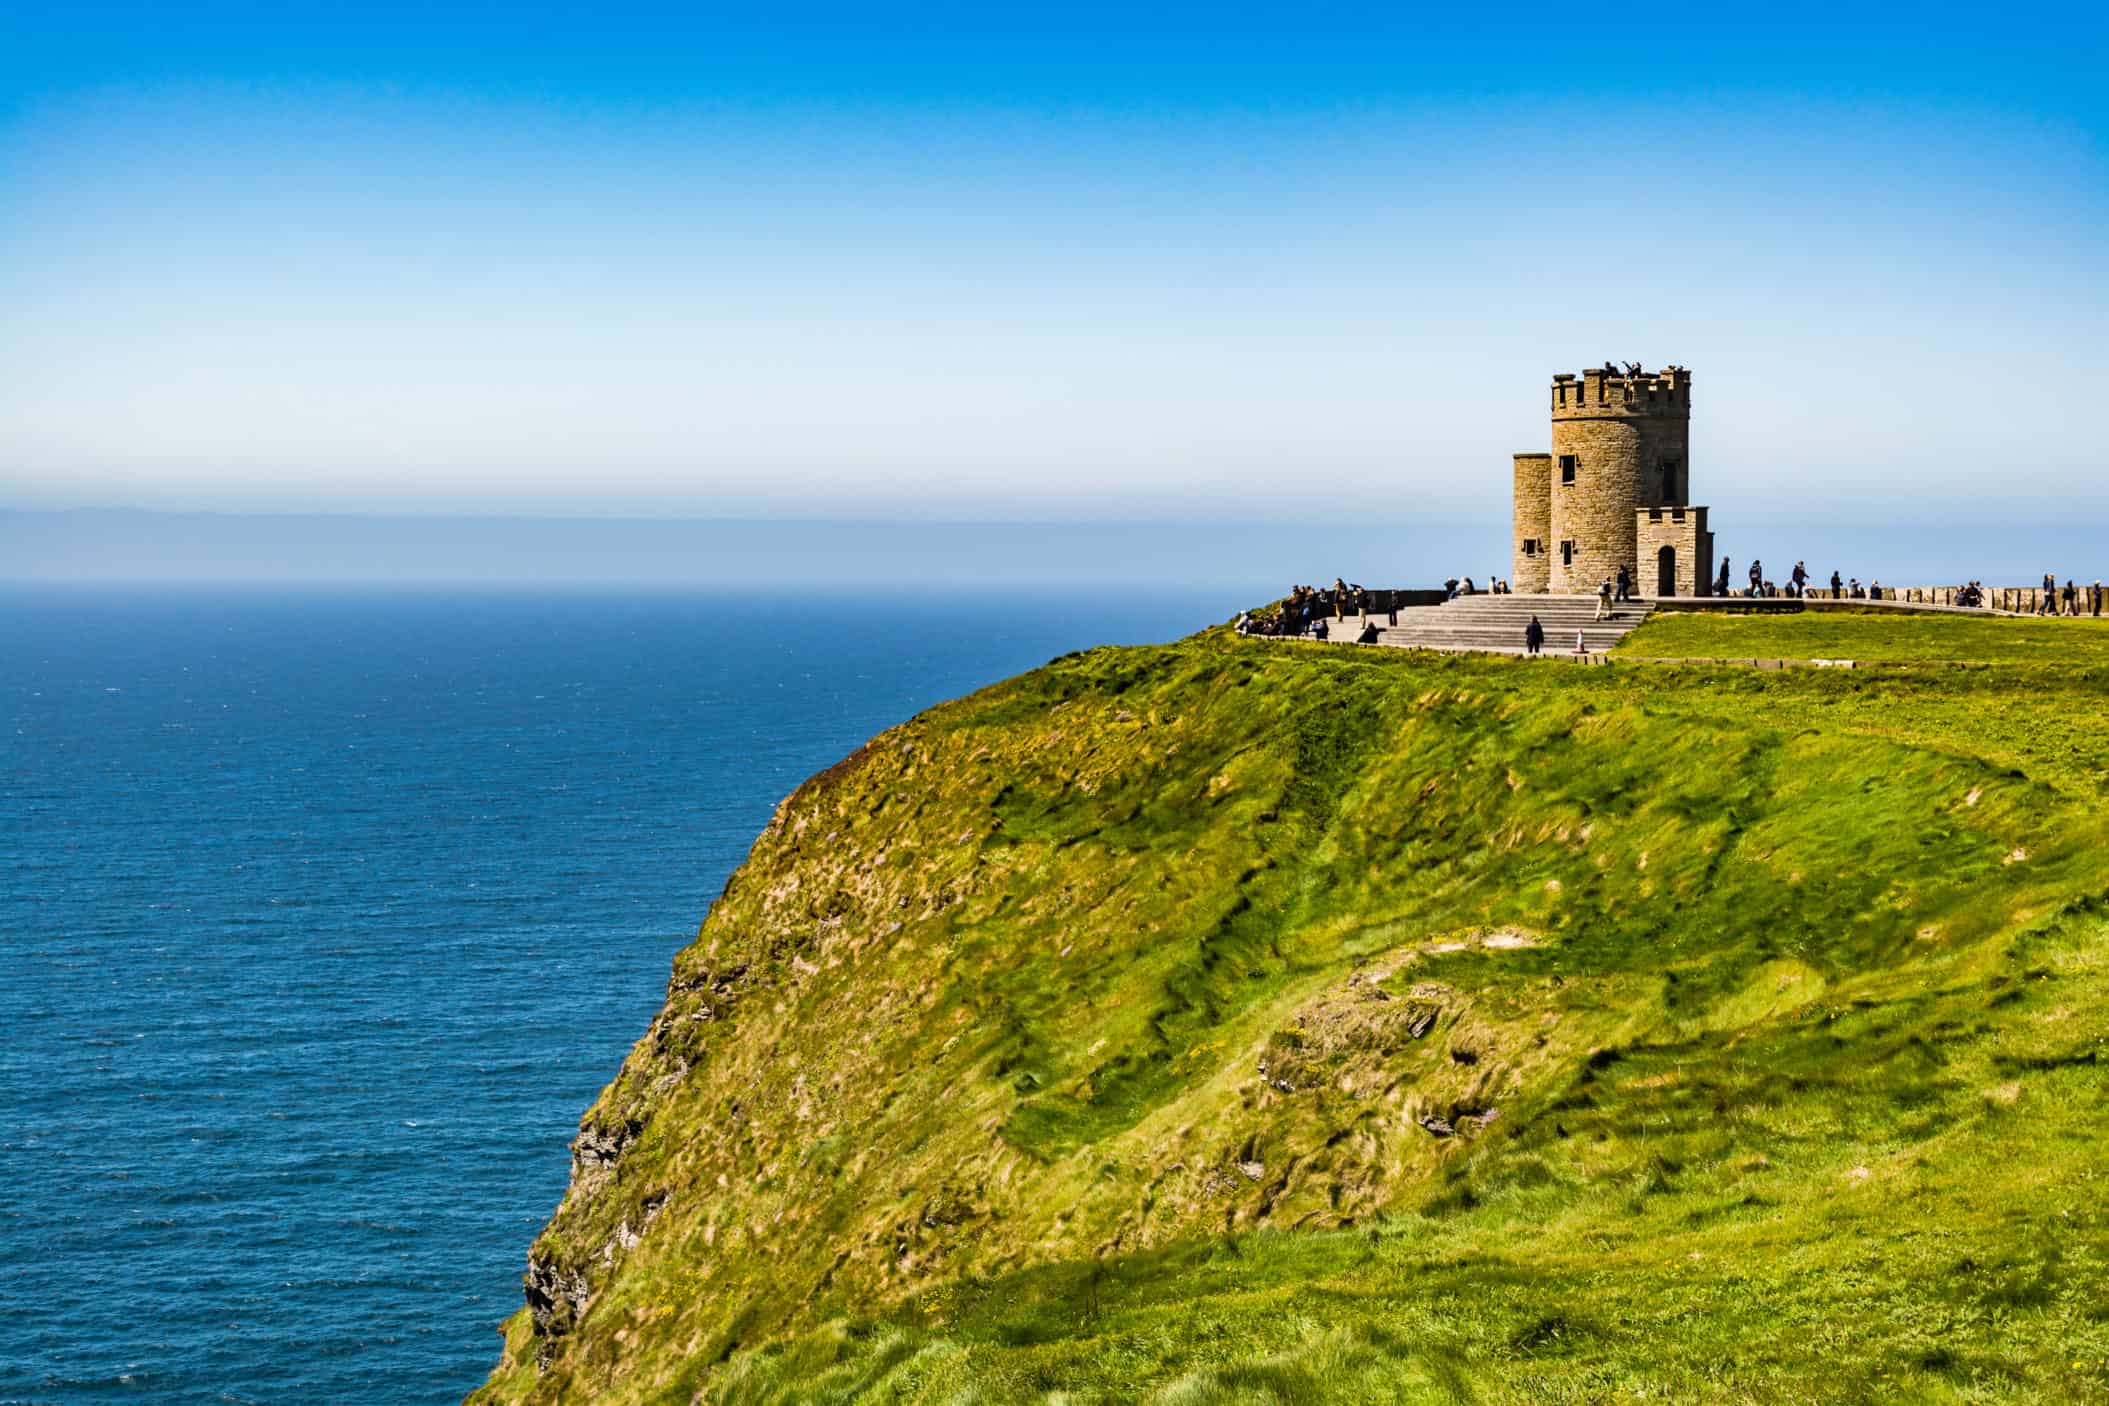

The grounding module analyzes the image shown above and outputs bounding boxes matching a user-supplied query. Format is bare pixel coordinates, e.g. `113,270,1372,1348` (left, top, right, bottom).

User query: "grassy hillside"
473,612,2109,1405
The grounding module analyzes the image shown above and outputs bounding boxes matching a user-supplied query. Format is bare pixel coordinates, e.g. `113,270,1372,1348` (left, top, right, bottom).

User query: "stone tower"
1511,366,1714,596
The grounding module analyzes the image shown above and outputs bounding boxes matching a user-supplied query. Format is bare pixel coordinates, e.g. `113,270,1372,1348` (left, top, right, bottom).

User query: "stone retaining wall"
1868,585,2105,614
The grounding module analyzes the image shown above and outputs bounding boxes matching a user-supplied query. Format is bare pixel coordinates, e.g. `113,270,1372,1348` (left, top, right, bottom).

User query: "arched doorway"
1657,545,1677,598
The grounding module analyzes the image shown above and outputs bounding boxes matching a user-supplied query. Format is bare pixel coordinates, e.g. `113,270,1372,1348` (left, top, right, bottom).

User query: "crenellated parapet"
1552,367,1691,419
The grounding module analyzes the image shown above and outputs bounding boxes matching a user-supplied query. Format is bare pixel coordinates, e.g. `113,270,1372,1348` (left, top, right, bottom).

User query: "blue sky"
2,3,2104,529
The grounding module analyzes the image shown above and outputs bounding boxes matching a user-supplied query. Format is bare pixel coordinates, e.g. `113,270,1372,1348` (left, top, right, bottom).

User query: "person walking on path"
2095,581,2104,617
1715,558,1731,597
1595,578,1613,621
1615,563,1631,603
1748,558,1764,598
1525,615,1545,656
1792,561,1808,597
2063,580,2078,617
1830,569,1843,600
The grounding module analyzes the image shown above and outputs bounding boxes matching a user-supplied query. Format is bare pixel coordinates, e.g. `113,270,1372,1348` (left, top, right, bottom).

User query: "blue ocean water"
0,588,1224,1405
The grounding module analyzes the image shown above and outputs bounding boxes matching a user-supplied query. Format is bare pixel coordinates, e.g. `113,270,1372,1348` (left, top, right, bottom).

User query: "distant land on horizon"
2,507,2103,593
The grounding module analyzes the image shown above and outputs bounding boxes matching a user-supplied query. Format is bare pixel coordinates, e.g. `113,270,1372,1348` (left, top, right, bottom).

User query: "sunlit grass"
473,625,2109,1405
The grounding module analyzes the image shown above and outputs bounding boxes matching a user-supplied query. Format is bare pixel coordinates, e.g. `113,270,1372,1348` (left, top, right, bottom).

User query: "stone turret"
1510,454,1552,593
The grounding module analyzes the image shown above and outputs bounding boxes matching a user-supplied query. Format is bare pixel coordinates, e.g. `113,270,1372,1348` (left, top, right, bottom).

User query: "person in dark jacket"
1615,564,1631,603
1525,615,1545,656
1830,569,1843,599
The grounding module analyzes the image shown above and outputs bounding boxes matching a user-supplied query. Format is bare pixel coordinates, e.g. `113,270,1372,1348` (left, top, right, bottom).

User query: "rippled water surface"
0,588,1221,1404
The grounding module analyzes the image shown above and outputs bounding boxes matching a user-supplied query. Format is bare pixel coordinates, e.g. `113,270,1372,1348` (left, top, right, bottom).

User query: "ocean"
0,587,1226,1405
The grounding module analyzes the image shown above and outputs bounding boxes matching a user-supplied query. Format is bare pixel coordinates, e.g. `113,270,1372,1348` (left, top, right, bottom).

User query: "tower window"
1659,458,1678,498
1559,455,1577,484
1522,539,1538,556
1560,541,1574,567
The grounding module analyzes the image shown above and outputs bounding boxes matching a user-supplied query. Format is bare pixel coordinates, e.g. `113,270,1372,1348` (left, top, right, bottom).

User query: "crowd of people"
1235,578,1404,639
1236,573,1536,641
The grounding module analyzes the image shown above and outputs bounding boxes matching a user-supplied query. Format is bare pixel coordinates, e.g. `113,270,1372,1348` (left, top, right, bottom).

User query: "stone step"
1303,595,1657,656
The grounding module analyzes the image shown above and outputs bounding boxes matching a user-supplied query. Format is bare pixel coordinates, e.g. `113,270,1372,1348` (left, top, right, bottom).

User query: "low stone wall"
1657,587,2107,617
1887,585,2105,615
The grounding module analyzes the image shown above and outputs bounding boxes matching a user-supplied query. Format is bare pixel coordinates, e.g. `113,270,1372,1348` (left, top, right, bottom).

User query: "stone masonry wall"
1511,453,1552,593
1548,417,1640,593
1635,506,1714,596
1881,585,2105,613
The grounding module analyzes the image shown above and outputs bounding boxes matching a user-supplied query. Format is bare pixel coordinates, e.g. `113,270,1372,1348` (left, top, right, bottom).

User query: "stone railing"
1884,585,2105,615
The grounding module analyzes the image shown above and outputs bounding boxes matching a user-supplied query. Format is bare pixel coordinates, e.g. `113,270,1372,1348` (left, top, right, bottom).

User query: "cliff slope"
475,613,2109,1404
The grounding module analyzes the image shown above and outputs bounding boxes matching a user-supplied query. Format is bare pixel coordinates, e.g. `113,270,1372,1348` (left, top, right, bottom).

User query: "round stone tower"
1510,453,1552,593
1545,367,1690,593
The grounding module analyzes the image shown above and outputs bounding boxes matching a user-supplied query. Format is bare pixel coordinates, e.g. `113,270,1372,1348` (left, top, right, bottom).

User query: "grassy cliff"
473,612,2109,1405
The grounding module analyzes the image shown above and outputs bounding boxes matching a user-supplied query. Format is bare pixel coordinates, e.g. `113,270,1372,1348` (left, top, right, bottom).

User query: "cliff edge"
474,616,2109,1404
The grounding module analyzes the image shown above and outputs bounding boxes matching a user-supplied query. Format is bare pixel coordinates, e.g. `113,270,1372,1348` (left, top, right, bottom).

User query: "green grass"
1620,605,2109,665
472,614,2109,1405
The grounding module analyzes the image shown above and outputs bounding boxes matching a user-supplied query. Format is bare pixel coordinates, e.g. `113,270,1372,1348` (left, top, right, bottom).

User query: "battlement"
1552,366,1690,419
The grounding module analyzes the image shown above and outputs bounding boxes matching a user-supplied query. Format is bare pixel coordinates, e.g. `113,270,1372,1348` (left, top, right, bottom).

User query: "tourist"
1356,618,1380,644
1869,580,1882,602
1313,616,1329,641
1444,577,1459,600
1525,615,1545,656
1595,578,1613,621
2041,573,2055,616
1792,561,1808,597
1748,558,1764,598
2063,580,2078,617
1615,564,1631,603
2095,581,2104,617
1333,578,1347,619
1716,558,1731,596
1831,570,1843,600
